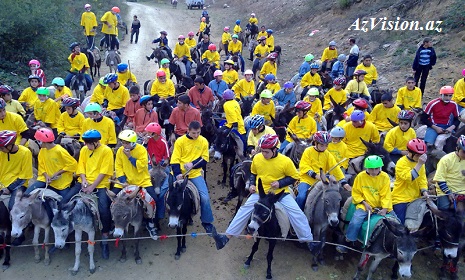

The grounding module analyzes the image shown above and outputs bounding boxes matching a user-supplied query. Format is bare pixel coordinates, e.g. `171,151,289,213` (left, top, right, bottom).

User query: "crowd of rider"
1,3,465,263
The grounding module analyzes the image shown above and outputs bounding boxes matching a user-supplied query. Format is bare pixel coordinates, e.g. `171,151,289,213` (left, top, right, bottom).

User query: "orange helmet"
439,86,454,95
145,122,162,135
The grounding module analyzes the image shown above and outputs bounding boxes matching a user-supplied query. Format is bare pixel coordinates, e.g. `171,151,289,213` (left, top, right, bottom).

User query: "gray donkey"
51,197,96,275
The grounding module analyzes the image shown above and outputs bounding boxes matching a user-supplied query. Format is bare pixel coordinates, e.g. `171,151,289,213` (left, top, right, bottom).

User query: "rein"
253,201,273,224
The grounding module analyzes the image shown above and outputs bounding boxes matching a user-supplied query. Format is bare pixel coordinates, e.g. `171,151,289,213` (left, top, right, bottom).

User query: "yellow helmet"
118,130,137,143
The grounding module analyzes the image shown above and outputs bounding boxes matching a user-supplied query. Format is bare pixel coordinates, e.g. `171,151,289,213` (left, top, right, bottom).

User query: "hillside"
209,0,464,101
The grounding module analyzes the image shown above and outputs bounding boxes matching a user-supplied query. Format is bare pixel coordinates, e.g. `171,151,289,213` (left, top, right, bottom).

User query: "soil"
1,2,464,280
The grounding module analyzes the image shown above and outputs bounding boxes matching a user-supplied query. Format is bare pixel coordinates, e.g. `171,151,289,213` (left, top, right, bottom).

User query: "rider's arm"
249,173,257,186
277,176,296,188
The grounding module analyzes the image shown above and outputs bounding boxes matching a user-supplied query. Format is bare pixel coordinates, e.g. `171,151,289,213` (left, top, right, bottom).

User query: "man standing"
412,37,436,94
81,4,97,49
346,37,359,79
130,15,141,44
168,95,202,138
100,6,119,51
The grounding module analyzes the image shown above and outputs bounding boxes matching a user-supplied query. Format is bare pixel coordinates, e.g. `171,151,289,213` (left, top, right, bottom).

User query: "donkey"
199,103,217,146
304,172,342,271
51,197,96,275
91,47,101,78
107,188,143,264
0,199,11,270
271,103,295,143
228,159,252,215
240,96,255,118
244,179,285,280
105,49,121,73
213,125,243,186
284,133,312,168
82,47,95,81
69,71,88,103
166,178,199,260
156,98,175,142
323,95,347,131
11,190,53,265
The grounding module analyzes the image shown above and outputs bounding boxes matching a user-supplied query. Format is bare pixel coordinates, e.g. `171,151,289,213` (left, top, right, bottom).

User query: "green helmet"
160,58,170,65
307,87,319,96
364,155,383,169
232,34,239,39
305,53,314,62
99,77,108,86
84,102,102,113
36,87,50,96
51,77,65,86
260,89,273,99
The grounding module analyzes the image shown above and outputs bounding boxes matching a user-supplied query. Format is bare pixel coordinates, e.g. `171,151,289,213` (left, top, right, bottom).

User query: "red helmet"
313,131,331,145
258,134,279,149
439,86,454,95
267,52,278,60
208,44,217,51
333,77,346,86
353,69,367,76
397,110,415,121
34,128,55,142
0,85,13,95
156,70,166,77
457,135,465,151
111,6,120,13
352,98,368,109
0,130,17,147
407,139,427,154
295,100,311,111
28,59,40,67
145,122,162,135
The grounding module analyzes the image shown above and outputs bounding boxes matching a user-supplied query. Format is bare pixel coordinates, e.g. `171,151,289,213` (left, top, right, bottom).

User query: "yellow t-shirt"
251,100,275,122
54,86,73,103
396,86,422,109
352,171,392,211
115,144,152,187
392,156,427,205
251,153,299,194
185,38,196,49
345,80,369,97
100,11,117,35
81,11,98,36
104,84,130,111
0,111,28,145
266,82,281,94
228,40,243,54
247,126,276,148
232,79,255,99
171,135,209,179
18,87,39,110
323,88,348,110
77,144,114,188
37,145,77,190
355,63,378,85
173,43,192,61
301,72,322,88
223,100,246,134
81,117,117,145
434,152,465,194
321,47,338,62
223,69,239,86
68,53,90,73
299,147,345,185
260,61,277,79
117,71,137,86
342,121,380,158
285,116,317,142
34,98,61,128
254,44,270,58
383,126,416,153
328,141,348,169
367,104,401,132
233,25,242,34
57,111,85,136
0,145,33,187
90,85,107,105
303,97,323,122
221,32,232,44
453,78,465,108
150,79,176,99
201,50,220,68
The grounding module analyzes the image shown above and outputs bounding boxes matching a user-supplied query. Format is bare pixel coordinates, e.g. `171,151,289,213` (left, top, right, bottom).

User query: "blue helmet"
140,95,152,105
103,73,118,84
82,129,101,142
117,63,128,72
236,20,241,25
249,115,265,129
351,110,365,122
310,63,319,69
69,42,80,51
264,74,275,81
266,29,273,34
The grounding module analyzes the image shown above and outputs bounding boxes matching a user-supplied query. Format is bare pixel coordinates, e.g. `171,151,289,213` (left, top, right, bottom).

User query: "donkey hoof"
181,247,187,253
243,264,250,269
119,257,127,263
175,254,180,260
34,257,41,263
70,270,78,276
318,259,325,265
2,264,10,270
135,258,142,265
311,264,319,271
266,275,273,279
44,258,51,266
89,268,96,274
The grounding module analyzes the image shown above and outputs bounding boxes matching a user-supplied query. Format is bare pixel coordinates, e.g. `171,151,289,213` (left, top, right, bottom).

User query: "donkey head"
51,201,77,248
11,190,40,237
167,177,189,228
108,188,140,237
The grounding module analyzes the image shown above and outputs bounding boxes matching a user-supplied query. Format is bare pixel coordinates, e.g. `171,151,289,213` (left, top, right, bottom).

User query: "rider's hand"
249,185,256,194
184,162,193,170
401,150,409,156
362,201,372,212
44,174,52,184
445,126,455,133
270,181,279,189
378,208,387,216
176,174,183,181
418,154,428,164
343,184,352,192
123,148,131,158
448,193,455,203
433,125,444,134
314,174,322,181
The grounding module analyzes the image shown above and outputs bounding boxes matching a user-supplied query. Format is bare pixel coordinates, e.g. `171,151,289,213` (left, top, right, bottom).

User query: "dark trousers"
130,29,139,43
414,65,430,94
101,34,117,50
86,36,95,49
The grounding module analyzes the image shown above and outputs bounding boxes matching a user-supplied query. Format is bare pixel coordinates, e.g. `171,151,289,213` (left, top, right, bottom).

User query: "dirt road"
1,2,463,280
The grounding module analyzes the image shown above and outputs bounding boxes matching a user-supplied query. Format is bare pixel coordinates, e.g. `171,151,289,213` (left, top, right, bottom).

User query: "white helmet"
84,3,91,9
330,127,345,138
244,69,254,75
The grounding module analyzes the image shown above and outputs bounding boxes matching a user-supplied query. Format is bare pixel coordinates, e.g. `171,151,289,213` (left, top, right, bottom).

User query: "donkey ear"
320,168,329,185
257,178,265,198
63,200,77,213
15,190,23,204
106,189,117,202
387,118,398,127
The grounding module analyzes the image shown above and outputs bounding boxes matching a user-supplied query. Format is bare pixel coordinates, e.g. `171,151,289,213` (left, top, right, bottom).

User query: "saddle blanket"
120,185,156,219
164,180,200,215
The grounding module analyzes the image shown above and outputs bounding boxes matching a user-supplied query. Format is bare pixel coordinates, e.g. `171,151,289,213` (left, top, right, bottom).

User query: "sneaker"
146,223,158,240
146,56,151,61
211,227,229,250
12,234,25,246
335,244,348,254
130,41,133,44
202,222,215,235
223,192,238,203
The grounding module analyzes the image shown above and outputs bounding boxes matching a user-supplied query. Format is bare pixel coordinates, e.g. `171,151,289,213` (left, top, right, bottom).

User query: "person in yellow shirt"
34,87,61,131
259,52,278,81
337,155,395,253
221,90,246,156
342,110,380,160
0,85,26,117
19,75,40,112
303,88,323,129
159,58,171,78
100,6,119,50
433,135,465,211
114,130,158,239
57,98,85,138
252,37,271,77
0,100,29,145
233,20,242,34
51,77,73,103
383,110,417,163
246,114,277,155
251,90,275,124
81,4,98,49
170,121,218,234
0,130,33,211
248,13,258,25
82,103,117,147
228,35,245,74
300,63,322,99
296,131,351,210
223,60,239,87
201,44,220,70
198,17,207,37
213,134,315,252
221,27,232,56
392,139,428,224
76,129,114,259
65,42,93,90
395,77,422,109
150,70,176,99
186,31,197,49
279,101,317,154
328,126,349,170
321,41,338,71
24,128,79,200
116,63,137,87
323,77,347,111
264,74,281,94
265,29,275,51
345,69,370,100
90,77,108,105
338,98,370,128
257,25,267,41
102,73,129,120
232,69,255,99
355,55,378,86
453,69,465,110
367,93,401,134
173,35,193,76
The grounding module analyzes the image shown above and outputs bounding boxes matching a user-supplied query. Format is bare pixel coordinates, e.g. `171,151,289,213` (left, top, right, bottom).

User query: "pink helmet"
34,128,55,142
407,139,427,154
145,122,162,135
29,59,40,67
188,31,195,36
295,100,311,111
224,27,230,32
213,70,223,77
462,69,465,77
84,3,91,9
178,35,185,40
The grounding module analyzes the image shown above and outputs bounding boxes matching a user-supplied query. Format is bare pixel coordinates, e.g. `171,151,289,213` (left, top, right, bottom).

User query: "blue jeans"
7,186,26,211
252,58,260,77
296,182,311,210
64,72,93,90
86,35,95,49
424,124,450,145
185,60,192,77
190,176,214,223
155,167,171,219
25,180,77,198
346,208,397,241
238,54,245,73
390,153,403,164
278,140,290,153
393,203,408,224
436,195,451,211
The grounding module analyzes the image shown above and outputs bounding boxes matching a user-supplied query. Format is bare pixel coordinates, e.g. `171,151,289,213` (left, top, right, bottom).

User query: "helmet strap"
258,125,265,133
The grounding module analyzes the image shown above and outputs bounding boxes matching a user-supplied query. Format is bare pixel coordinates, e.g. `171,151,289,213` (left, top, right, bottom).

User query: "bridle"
252,201,273,225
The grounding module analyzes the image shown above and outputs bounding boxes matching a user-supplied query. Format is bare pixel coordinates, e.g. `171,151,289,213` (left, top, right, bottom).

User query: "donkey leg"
71,229,82,275
119,240,127,263
353,253,370,280
366,256,384,280
266,239,277,279
33,226,41,263
43,227,51,265
390,261,399,280
88,229,96,274
134,228,142,264
221,159,227,186
181,223,187,253
244,239,261,268
2,232,11,270
175,227,182,260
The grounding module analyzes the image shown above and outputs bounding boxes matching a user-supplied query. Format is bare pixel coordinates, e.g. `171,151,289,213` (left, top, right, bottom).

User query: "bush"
338,0,351,9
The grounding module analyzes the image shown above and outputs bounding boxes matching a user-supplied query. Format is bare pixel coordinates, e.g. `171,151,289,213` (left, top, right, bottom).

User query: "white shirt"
350,44,359,56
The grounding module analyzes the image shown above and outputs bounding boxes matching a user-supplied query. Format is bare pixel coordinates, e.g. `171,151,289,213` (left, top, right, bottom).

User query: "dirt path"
1,2,463,280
